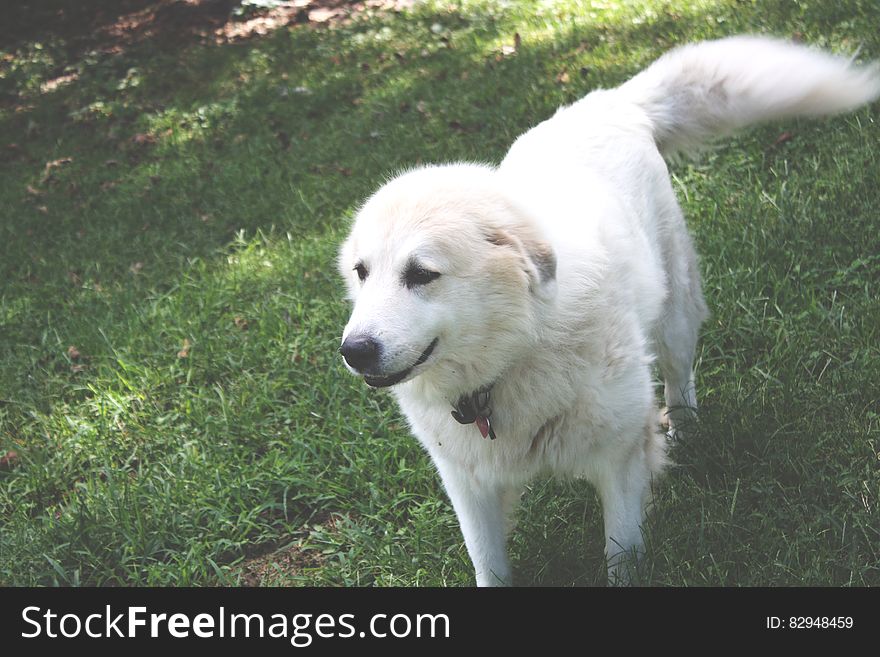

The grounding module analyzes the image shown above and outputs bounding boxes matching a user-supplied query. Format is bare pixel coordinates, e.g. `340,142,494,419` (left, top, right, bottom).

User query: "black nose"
340,335,381,373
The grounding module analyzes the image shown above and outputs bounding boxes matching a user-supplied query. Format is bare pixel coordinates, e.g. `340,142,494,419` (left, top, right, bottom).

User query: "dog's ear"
486,228,556,295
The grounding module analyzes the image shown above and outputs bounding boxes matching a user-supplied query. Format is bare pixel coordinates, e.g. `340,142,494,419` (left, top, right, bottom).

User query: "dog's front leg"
595,448,655,586
434,458,513,586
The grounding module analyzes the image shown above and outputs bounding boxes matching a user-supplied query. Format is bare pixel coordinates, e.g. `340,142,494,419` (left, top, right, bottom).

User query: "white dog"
337,37,880,585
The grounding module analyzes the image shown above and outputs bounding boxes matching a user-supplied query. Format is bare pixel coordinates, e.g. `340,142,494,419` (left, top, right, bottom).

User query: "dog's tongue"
475,415,490,439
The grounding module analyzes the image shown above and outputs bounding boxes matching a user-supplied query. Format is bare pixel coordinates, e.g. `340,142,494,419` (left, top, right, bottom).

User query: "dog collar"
451,385,496,440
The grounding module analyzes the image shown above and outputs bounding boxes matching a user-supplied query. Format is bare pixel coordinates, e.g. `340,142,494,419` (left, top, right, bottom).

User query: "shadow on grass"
1,0,878,585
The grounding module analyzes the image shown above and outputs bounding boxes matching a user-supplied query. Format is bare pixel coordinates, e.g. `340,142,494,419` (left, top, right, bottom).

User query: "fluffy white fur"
338,36,880,585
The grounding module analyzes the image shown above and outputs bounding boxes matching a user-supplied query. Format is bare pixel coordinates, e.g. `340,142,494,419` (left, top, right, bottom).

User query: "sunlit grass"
1,0,878,586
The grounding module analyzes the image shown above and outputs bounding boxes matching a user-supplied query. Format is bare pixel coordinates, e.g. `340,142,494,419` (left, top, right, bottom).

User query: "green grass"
1,0,878,586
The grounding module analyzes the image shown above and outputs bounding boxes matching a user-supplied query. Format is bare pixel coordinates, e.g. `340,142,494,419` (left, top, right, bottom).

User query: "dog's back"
497,36,880,437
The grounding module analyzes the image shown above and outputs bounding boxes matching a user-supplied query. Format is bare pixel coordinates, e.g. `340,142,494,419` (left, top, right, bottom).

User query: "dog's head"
338,164,556,393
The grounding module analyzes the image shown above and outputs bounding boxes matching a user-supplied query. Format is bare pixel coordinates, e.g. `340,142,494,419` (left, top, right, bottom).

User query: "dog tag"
451,386,496,439
475,415,496,440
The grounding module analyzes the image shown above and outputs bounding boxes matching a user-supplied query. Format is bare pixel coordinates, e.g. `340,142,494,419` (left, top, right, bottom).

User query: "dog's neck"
400,361,505,440
450,384,496,440
401,319,554,439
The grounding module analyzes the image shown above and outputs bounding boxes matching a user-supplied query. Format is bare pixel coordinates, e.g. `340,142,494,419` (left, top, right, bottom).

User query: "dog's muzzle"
340,337,438,388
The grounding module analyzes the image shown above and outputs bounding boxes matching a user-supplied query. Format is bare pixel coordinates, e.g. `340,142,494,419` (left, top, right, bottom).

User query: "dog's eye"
403,264,441,289
354,263,368,282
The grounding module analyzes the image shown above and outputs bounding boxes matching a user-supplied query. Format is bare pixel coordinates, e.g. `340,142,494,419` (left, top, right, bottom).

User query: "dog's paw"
658,406,670,431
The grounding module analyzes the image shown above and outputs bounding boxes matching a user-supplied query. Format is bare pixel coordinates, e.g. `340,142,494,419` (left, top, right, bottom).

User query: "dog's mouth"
364,338,438,388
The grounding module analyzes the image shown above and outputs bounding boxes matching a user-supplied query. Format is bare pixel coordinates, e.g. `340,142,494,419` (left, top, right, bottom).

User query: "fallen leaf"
37,205,49,214
71,364,87,373
67,345,81,360
131,133,157,146
313,8,339,24
40,72,78,93
43,157,73,171
233,316,249,330
0,451,18,470
40,156,72,183
129,261,144,274
500,32,521,56
177,338,192,358
771,131,795,147
556,70,570,84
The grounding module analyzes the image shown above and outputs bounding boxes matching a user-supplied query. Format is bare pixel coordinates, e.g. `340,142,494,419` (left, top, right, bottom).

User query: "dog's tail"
619,36,880,159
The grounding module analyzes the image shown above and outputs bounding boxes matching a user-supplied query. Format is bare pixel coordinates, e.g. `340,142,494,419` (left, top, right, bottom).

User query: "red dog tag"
476,415,496,439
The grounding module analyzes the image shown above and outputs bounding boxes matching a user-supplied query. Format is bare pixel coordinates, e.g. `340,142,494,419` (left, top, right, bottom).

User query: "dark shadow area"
0,1,388,57
3,1,238,54
1,0,878,585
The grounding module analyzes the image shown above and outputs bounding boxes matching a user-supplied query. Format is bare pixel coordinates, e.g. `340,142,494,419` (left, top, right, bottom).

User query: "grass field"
1,0,878,586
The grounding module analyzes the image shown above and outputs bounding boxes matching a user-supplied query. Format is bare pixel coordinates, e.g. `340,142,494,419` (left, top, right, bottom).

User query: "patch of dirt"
219,1,415,41
3,1,416,58
235,510,354,585
237,541,326,586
